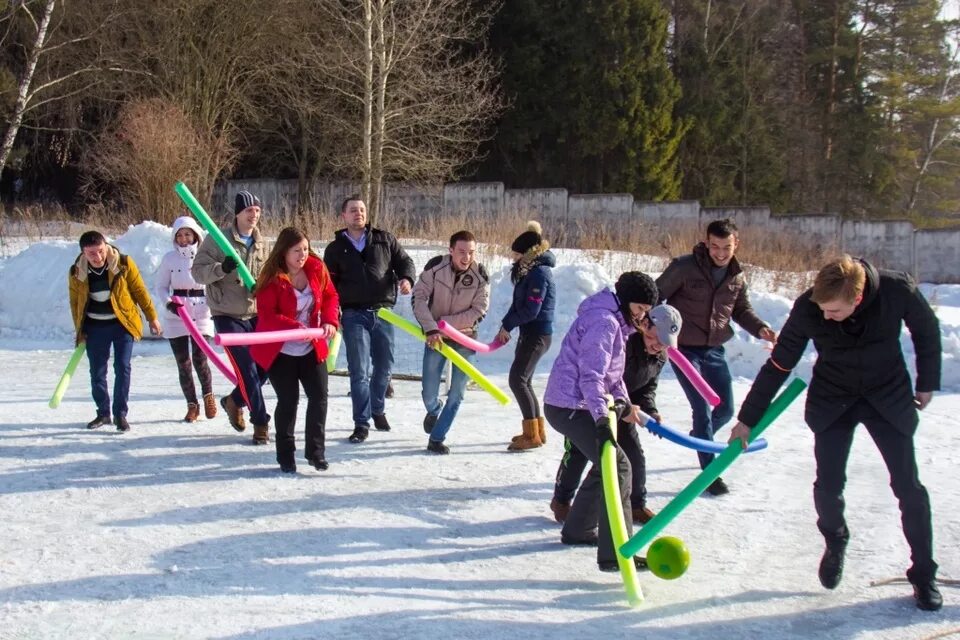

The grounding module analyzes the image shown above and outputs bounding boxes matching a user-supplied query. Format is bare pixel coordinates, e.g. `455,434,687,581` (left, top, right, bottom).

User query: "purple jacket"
543,288,634,421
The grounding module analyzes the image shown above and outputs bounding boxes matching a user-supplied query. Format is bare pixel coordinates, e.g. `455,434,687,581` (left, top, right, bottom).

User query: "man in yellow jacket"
69,230,161,432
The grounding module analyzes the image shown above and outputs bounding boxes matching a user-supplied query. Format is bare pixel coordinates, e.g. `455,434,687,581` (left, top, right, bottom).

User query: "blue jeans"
85,321,134,418
213,315,270,426
341,308,395,427
671,345,735,469
421,342,475,443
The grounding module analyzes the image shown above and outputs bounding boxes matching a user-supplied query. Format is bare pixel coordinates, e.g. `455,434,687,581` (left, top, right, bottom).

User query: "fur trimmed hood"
72,244,122,282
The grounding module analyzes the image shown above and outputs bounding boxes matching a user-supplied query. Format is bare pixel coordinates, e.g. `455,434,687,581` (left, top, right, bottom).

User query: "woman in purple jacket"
543,271,658,572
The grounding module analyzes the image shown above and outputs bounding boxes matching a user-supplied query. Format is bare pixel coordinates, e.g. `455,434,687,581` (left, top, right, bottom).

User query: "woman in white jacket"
154,216,217,422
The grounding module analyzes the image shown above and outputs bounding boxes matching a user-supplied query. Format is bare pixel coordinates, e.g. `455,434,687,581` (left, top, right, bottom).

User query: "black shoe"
310,456,329,471
279,462,297,474
913,580,943,611
561,533,599,547
818,544,846,589
115,417,130,432
599,557,648,572
86,415,111,430
705,477,729,496
373,414,391,432
423,410,440,434
426,439,449,454
348,427,369,443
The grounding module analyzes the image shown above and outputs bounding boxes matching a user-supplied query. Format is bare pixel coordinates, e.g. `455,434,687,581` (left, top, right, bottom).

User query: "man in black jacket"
730,255,942,611
323,196,416,443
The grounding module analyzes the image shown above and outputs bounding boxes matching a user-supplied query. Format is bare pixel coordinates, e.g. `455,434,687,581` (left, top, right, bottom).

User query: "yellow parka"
69,245,158,343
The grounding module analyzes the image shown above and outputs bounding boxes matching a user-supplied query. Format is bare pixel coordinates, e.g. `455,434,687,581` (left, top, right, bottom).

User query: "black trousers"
508,333,552,419
267,352,328,465
169,335,213,404
553,420,646,509
813,399,937,583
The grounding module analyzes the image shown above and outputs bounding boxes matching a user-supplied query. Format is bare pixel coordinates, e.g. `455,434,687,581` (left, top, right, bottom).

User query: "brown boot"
184,402,200,423
220,396,245,432
203,393,218,419
252,424,269,445
550,498,570,523
633,506,655,524
507,418,543,451
537,415,547,445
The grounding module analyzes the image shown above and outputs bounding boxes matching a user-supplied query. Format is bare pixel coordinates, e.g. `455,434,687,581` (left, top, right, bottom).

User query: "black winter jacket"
322,226,416,310
623,332,668,415
738,260,941,435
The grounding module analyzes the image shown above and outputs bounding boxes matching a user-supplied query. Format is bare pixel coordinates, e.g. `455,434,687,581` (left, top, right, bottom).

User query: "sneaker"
426,439,450,454
913,580,943,611
550,498,571,524
599,557,648,573
184,402,200,423
86,415,111,430
310,456,329,471
348,426,369,443
220,396,246,432
423,410,440,434
705,477,729,496
203,393,218,419
561,532,598,546
373,414,391,432
252,424,269,445
818,544,846,590
632,506,656,524
115,417,130,432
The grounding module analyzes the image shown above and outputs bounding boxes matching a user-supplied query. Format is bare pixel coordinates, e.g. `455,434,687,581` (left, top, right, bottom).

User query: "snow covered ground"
0,224,957,639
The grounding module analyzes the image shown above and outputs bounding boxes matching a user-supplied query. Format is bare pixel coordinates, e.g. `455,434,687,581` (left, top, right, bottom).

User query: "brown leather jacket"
655,243,768,347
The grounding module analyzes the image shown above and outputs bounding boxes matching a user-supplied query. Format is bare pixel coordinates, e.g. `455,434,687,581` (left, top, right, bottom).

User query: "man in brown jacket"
656,218,776,494
412,230,490,454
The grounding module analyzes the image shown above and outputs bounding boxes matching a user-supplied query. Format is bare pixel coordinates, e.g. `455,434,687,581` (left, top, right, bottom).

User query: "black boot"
598,557,648,572
818,543,846,589
86,415,111,429
913,580,943,611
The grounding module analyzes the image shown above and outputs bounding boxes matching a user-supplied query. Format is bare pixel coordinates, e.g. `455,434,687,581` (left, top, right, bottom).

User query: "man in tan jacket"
69,230,161,432
412,230,490,454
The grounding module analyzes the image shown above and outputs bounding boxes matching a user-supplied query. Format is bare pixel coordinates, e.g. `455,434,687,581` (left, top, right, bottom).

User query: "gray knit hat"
235,190,261,215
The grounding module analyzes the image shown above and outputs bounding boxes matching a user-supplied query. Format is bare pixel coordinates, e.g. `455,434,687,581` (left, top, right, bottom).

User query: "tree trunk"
361,0,374,208
0,0,57,175
370,0,388,223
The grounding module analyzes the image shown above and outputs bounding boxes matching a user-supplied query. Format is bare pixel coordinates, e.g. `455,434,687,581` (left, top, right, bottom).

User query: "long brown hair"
255,227,320,290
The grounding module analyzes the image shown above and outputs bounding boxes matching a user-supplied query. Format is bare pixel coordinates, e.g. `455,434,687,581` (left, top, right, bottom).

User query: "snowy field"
0,224,958,639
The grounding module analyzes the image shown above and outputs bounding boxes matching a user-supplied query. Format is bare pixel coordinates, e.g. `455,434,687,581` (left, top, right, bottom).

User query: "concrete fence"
215,179,960,283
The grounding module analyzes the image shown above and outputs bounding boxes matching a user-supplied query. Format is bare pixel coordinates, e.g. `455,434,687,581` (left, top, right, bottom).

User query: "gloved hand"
222,256,238,274
166,300,183,314
596,416,616,458
612,398,630,422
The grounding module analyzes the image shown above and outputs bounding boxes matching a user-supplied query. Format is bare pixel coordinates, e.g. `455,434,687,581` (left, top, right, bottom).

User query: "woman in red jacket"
252,227,339,473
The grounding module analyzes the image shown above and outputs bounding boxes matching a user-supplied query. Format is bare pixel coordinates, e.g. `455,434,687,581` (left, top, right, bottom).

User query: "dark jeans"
213,315,270,426
813,399,937,583
553,421,647,509
267,352,328,465
672,345,735,469
509,333,551,419
341,308,395,427
85,321,133,418
545,404,633,565
169,335,213,404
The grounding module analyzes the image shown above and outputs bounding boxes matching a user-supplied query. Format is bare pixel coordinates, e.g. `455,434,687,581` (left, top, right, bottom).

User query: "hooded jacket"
250,255,340,370
412,255,490,336
656,243,768,347
191,223,268,319
543,288,633,421
69,244,157,343
501,243,556,336
738,259,941,435
154,217,213,339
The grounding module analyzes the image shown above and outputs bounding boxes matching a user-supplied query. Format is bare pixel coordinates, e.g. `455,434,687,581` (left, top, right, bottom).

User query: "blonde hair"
811,255,866,305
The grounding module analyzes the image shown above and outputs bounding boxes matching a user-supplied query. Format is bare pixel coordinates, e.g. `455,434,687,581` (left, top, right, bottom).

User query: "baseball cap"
648,304,681,348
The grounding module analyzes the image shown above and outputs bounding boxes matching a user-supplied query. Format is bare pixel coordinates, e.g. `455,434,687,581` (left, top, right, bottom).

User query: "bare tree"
308,0,503,221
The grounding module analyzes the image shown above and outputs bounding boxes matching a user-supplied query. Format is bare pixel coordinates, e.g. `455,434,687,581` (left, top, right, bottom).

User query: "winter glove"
596,416,616,459
166,300,183,315
221,256,238,274
612,399,630,422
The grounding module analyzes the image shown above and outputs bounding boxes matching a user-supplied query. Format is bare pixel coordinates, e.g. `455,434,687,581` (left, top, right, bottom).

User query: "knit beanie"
614,271,658,323
511,221,543,254
235,190,261,215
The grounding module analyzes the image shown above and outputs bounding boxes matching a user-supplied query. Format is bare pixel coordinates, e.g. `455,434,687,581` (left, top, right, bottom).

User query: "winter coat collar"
692,242,743,280
511,241,554,284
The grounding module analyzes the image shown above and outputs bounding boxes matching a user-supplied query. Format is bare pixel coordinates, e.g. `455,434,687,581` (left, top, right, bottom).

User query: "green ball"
647,536,690,580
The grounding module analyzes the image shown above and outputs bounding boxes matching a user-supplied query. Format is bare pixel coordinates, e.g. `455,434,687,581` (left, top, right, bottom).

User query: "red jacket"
251,255,340,370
